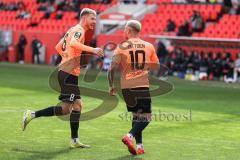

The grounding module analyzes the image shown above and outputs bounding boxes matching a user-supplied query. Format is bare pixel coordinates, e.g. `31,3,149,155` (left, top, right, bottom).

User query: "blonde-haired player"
108,20,159,155
22,8,103,148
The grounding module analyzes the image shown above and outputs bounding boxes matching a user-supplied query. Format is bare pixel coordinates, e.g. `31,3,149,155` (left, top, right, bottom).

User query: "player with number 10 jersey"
108,20,159,155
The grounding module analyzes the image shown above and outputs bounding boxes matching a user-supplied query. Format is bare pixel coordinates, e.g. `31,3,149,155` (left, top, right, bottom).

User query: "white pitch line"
0,109,26,113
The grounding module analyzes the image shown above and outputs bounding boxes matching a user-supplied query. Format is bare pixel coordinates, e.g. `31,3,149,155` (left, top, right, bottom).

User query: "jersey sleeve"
69,30,95,53
69,30,84,46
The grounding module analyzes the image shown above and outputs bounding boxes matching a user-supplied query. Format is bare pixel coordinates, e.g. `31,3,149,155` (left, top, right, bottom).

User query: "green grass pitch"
0,63,239,160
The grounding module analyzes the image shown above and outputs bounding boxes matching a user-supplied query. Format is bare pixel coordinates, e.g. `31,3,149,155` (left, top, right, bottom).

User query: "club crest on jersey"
74,32,81,39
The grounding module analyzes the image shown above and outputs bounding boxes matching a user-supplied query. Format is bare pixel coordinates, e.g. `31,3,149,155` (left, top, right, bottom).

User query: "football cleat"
121,135,137,155
136,147,145,155
21,110,34,131
70,141,90,149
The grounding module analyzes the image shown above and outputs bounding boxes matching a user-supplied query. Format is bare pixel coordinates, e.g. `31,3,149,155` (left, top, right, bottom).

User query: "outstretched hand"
93,48,104,57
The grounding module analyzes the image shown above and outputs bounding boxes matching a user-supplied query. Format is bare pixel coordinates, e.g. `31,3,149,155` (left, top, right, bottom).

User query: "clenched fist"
93,48,104,57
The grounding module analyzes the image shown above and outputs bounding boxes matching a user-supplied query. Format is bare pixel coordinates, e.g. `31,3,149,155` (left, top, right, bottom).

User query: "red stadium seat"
140,3,228,37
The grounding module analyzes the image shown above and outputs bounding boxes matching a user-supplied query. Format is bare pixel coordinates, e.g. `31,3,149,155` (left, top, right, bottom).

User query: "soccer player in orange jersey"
21,8,103,148
108,20,159,155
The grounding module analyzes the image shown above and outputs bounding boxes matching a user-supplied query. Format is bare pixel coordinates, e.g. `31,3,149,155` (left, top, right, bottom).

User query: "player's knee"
135,113,151,122
142,113,151,122
72,99,82,111
61,103,73,115
76,99,82,107
72,105,81,112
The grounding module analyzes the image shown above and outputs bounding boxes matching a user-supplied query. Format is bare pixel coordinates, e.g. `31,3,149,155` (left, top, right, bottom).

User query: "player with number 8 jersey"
21,8,103,149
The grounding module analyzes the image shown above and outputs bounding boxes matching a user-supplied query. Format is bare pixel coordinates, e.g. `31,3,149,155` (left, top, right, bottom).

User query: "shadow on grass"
109,155,144,160
12,147,71,160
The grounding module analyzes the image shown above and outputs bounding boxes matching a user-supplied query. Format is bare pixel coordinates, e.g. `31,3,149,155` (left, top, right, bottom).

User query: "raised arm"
69,32,103,56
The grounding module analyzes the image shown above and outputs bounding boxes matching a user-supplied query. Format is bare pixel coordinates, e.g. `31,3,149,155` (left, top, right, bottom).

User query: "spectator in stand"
79,0,91,4
62,0,76,11
193,51,201,73
37,0,47,3
207,52,214,79
17,33,27,64
172,48,186,78
234,53,240,81
212,53,223,80
167,52,176,75
31,37,42,64
17,1,25,9
0,3,4,10
180,50,187,75
177,20,191,36
223,0,233,13
235,53,240,70
37,3,47,11
190,11,204,32
49,0,55,5
222,53,230,75
229,1,240,14
187,51,194,70
102,0,112,4
55,0,66,11
234,0,240,14
16,9,31,19
38,1,55,19
122,0,138,4
5,2,18,11
167,47,239,82
184,51,196,80
55,10,63,20
157,40,168,64
236,5,240,14
72,0,81,12
197,52,208,80
222,53,235,83
165,19,176,32
44,2,55,19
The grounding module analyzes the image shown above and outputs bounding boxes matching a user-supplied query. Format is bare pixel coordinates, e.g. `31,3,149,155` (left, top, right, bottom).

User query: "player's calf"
128,113,151,154
21,103,74,131
70,99,82,144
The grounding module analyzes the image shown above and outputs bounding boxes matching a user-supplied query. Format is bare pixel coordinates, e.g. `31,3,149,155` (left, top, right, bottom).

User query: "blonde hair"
80,8,97,18
126,20,142,33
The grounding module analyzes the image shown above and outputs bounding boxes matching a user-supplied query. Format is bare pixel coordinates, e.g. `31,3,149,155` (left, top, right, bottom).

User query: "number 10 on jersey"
129,50,146,70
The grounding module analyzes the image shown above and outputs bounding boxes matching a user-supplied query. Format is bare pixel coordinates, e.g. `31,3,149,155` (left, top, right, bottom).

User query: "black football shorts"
122,87,151,113
58,70,80,103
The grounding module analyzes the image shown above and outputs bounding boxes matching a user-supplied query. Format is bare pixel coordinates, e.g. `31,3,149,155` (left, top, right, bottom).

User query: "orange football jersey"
112,38,159,89
55,24,85,76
